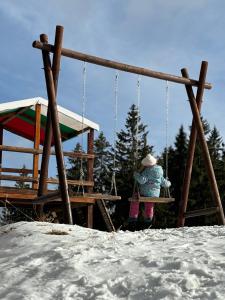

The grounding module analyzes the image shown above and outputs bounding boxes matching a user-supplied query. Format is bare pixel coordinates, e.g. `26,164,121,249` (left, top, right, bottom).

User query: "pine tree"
113,104,153,226
93,131,112,193
188,119,219,226
66,143,87,193
185,120,209,226
15,164,30,189
205,126,224,224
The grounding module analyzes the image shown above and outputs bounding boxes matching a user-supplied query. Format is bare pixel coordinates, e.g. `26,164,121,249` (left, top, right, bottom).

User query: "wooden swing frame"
32,25,225,227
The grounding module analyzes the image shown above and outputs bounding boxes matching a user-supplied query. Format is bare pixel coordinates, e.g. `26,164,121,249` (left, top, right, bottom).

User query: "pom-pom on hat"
141,154,157,166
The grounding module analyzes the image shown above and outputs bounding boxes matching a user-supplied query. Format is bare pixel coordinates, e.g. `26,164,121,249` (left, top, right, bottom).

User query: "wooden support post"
180,63,225,225
38,34,52,196
177,61,208,227
39,25,63,196
87,129,94,228
32,104,41,189
41,26,73,225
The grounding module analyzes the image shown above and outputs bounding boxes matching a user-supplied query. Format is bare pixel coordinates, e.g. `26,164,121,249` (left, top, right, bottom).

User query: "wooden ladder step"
184,207,219,218
96,200,115,232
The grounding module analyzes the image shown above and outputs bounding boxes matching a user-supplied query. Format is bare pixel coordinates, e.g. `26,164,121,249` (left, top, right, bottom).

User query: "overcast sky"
1,0,225,174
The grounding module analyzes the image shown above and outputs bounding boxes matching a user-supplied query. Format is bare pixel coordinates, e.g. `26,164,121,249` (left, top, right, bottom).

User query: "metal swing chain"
110,71,119,196
165,80,171,198
77,62,87,195
134,75,141,168
132,76,141,199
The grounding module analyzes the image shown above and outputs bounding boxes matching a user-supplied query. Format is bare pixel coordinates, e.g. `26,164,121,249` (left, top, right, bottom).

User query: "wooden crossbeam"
46,178,94,186
0,174,94,187
0,186,37,194
0,174,38,183
0,145,95,159
32,40,212,89
32,195,95,205
0,192,36,200
0,167,34,174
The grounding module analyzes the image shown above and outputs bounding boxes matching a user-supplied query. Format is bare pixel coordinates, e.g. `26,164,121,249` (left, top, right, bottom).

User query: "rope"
110,71,119,196
0,196,35,222
77,62,87,195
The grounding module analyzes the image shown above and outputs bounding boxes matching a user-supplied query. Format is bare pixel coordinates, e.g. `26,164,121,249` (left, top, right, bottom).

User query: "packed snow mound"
0,222,225,300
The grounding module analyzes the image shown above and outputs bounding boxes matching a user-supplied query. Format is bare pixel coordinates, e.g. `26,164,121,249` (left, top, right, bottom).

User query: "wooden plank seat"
128,197,175,203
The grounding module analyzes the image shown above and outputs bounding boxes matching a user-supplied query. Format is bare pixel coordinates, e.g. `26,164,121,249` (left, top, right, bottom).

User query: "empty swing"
129,80,174,204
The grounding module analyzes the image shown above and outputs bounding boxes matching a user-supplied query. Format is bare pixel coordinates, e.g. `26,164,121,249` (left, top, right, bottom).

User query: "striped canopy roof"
0,97,99,145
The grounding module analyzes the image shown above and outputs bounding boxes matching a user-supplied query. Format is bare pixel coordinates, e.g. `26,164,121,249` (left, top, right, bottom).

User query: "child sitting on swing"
128,153,171,230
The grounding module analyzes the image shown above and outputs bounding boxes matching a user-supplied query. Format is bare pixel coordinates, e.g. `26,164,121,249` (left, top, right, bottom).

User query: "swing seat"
128,196,175,203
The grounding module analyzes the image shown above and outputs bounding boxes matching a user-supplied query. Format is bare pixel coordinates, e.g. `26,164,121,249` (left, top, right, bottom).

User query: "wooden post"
38,34,52,196
181,63,225,225
87,129,94,228
38,26,63,196
177,61,208,227
32,104,41,190
41,26,73,225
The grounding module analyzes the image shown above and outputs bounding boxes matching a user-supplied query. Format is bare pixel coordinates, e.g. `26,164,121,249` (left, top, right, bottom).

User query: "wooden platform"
32,192,121,205
0,186,121,206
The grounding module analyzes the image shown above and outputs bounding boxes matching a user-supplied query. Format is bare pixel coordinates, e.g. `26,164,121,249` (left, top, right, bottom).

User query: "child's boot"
127,218,137,231
143,217,153,229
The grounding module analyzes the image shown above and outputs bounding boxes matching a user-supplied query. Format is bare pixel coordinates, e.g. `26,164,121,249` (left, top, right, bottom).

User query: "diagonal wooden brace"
179,62,225,226
177,61,208,227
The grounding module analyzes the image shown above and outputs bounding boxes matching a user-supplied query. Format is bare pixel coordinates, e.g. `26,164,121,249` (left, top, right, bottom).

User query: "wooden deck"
0,186,121,206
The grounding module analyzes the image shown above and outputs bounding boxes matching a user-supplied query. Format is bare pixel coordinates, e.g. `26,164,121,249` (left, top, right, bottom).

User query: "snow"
0,222,225,300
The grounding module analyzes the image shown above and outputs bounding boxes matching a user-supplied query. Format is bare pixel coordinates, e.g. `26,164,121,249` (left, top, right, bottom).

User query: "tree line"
68,104,225,230
1,104,225,229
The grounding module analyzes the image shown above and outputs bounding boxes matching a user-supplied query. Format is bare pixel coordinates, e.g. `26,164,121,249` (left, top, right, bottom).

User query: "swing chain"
110,71,119,195
110,171,117,196
77,62,87,195
165,80,170,180
164,81,171,199
134,76,141,169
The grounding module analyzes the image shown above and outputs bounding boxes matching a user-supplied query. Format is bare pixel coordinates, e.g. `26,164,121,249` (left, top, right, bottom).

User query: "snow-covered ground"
0,222,225,300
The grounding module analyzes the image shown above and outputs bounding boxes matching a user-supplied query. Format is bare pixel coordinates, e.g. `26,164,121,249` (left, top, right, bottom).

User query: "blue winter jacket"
134,165,171,197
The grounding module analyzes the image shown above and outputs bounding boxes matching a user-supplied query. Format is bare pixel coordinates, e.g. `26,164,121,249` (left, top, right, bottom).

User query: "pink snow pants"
129,201,154,220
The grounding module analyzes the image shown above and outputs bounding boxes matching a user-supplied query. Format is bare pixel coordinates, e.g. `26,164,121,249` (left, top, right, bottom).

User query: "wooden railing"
0,145,95,159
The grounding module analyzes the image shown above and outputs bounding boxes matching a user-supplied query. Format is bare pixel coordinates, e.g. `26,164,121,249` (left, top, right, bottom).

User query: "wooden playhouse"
0,97,120,230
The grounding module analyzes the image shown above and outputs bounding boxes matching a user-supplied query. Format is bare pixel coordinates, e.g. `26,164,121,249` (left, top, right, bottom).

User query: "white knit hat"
141,154,157,166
